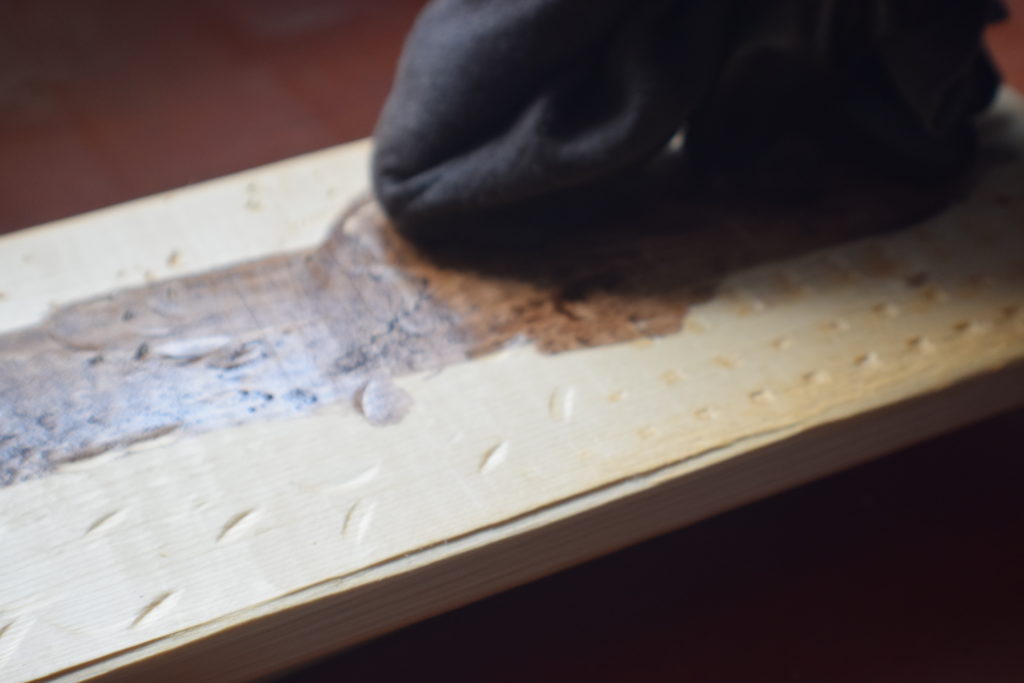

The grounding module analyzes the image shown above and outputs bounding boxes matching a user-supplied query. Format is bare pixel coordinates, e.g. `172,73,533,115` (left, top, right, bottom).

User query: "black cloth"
372,0,1005,243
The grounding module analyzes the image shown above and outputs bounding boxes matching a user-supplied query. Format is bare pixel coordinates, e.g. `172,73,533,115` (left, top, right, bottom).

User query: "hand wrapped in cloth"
372,0,1005,243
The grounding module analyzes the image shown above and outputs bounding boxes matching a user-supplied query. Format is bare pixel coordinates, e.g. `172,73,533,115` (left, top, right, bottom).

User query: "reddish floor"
0,0,428,233
2,2,1024,681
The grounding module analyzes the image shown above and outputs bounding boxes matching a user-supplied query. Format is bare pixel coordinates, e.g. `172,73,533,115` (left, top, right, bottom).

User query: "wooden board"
2,89,1024,682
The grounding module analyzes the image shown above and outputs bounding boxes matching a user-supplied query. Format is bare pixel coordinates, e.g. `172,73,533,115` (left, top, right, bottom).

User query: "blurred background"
1,0,1020,234
1,2,1023,680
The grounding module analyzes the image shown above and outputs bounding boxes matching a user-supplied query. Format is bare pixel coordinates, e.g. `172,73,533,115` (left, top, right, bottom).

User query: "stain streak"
0,174,955,486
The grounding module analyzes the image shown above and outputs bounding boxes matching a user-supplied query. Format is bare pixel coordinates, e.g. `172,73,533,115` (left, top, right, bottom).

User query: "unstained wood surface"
285,407,1024,683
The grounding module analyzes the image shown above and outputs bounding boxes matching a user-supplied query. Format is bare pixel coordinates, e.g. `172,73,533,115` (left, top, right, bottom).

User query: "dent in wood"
548,386,576,423
0,617,29,669
84,509,127,538
342,499,375,542
479,441,509,474
216,509,259,544
325,465,381,493
130,591,180,629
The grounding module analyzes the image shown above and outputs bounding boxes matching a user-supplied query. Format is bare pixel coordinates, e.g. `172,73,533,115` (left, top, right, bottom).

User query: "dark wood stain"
0,176,952,486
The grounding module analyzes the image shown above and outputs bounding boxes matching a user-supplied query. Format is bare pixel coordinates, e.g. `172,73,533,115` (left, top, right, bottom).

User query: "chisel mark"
327,465,381,493
217,509,258,543
130,591,179,629
854,352,882,369
479,441,509,474
0,618,27,668
548,386,576,423
85,509,126,538
803,369,832,385
342,499,375,543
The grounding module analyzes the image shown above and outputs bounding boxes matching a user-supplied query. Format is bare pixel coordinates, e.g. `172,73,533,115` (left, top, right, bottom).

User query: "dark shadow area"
414,154,965,289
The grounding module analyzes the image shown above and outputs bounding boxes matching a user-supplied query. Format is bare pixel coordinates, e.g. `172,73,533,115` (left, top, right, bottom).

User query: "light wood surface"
2,89,1024,682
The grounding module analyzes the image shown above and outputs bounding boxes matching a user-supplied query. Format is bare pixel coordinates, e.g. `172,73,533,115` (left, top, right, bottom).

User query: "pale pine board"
2,93,1024,682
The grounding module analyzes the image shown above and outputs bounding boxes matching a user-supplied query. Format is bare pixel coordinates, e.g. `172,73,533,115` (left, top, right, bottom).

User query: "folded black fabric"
372,0,1005,243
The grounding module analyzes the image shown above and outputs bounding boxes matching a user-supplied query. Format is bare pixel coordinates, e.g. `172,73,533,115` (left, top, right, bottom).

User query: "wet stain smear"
0,175,952,486
0,201,467,485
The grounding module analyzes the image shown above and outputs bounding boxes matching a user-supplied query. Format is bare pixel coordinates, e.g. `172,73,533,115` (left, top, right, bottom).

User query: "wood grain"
1,90,1023,682
0,144,950,484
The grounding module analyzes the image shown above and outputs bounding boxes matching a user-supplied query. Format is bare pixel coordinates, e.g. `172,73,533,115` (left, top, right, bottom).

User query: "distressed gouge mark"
907,336,936,354
217,509,259,543
660,369,684,385
854,352,882,369
694,407,719,421
636,425,658,440
822,318,851,333
920,284,950,303
326,465,381,493
130,591,179,629
548,386,577,423
85,509,127,538
714,355,739,370
342,500,375,543
479,441,509,474
874,302,901,318
954,320,988,336
0,618,28,669
606,389,627,403
803,369,832,385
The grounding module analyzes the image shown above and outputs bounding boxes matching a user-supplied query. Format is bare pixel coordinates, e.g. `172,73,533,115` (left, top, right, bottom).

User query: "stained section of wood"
0,156,952,484
0,199,467,484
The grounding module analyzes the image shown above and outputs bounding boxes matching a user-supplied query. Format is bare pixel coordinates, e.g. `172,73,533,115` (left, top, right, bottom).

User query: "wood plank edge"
51,360,1024,683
